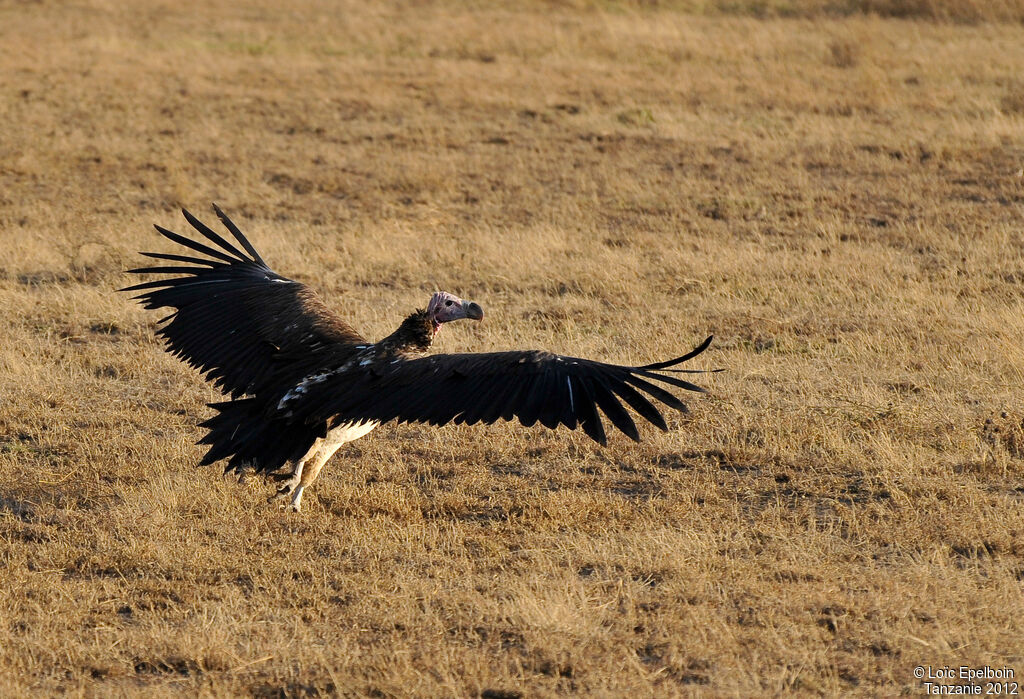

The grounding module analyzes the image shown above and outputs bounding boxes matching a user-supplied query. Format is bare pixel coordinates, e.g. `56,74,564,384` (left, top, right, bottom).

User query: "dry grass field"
2,0,1024,696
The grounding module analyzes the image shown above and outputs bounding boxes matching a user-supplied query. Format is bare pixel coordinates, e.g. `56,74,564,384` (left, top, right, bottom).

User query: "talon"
264,461,308,512
268,482,294,503
237,467,263,488
288,485,305,512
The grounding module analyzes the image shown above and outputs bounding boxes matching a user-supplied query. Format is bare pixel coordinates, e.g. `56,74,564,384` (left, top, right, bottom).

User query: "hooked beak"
463,301,484,321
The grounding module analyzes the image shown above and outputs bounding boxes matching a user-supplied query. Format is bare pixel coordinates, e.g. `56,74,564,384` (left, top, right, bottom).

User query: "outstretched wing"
123,205,365,398
289,336,715,446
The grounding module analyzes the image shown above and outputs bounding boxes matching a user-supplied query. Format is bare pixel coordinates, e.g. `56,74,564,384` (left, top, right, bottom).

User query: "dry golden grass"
1,1,1023,696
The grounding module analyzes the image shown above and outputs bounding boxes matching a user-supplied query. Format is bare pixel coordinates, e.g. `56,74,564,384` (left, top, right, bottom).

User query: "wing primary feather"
139,251,221,267
181,208,251,262
658,368,724,374
153,225,238,263
587,375,639,441
607,380,668,431
121,277,198,292
212,203,268,267
125,265,207,276
634,370,706,393
572,376,607,445
637,335,713,370
623,374,688,412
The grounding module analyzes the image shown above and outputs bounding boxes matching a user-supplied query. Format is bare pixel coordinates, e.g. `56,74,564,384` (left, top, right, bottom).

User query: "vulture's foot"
267,462,305,504
268,478,305,512
268,485,304,512
233,464,256,485
237,469,263,488
268,481,296,503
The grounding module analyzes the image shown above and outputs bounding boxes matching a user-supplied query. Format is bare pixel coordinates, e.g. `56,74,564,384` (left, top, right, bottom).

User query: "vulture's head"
427,291,484,331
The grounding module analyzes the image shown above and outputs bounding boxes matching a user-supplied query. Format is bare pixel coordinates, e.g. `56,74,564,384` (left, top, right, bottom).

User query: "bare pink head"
427,291,484,330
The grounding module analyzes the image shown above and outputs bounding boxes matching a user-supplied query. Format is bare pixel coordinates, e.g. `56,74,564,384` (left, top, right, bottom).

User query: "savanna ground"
1,0,1023,696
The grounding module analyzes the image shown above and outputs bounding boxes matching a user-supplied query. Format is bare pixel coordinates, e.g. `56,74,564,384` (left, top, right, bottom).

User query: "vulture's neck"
376,309,435,356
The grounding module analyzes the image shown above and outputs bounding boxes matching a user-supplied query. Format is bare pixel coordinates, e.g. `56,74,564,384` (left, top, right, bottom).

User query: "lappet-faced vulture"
124,207,715,511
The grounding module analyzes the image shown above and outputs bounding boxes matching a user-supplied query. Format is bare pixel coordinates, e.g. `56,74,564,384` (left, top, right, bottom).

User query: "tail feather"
198,399,317,474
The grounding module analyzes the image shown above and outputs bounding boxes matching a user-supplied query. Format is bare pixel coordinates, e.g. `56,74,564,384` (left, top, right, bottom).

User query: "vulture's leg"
275,422,379,512
287,441,346,512
268,439,321,507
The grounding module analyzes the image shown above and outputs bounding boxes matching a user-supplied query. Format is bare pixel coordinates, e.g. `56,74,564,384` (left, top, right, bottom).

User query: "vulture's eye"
445,300,453,307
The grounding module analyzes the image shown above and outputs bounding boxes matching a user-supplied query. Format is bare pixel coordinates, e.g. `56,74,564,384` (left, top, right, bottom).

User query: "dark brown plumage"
124,206,715,511
124,206,365,399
